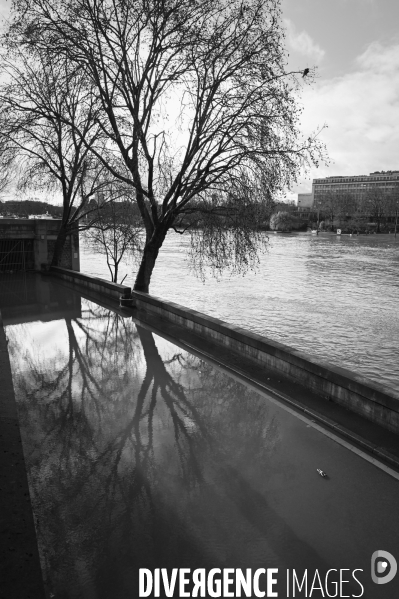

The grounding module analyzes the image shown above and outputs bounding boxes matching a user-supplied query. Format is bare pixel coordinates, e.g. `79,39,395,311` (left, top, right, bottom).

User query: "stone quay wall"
50,266,131,301
48,267,399,435
131,290,399,435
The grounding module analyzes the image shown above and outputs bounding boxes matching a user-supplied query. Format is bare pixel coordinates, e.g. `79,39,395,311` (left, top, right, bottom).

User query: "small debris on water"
317,469,328,478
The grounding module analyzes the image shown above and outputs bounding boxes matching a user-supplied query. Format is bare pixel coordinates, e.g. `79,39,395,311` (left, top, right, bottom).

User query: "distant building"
312,171,399,206
297,171,399,228
0,219,80,273
297,193,314,210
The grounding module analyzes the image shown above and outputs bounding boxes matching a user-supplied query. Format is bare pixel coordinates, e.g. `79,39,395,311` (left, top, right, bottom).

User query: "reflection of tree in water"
187,357,281,469
9,305,203,593
9,303,287,597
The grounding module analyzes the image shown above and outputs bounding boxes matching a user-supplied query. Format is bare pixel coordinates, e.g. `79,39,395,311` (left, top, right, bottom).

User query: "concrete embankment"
50,265,131,301
49,267,399,439
131,290,399,436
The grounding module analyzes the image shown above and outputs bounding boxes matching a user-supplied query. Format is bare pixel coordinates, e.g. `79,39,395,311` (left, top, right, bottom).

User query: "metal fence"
0,239,35,272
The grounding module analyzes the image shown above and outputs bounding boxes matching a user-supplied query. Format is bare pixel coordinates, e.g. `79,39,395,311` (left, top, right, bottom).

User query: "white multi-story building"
312,171,399,206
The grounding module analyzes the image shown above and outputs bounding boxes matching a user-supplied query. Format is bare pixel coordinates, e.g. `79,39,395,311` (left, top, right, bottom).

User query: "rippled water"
81,233,399,394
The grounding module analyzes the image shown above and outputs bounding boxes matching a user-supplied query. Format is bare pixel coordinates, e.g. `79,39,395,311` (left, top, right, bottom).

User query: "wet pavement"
0,309,45,599
1,273,399,598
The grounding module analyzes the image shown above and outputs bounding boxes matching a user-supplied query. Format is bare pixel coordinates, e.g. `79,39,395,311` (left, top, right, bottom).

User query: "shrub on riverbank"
270,211,292,231
270,211,307,232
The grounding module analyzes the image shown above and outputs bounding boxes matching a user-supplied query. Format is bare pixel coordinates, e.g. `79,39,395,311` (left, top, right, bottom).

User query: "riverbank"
278,230,399,238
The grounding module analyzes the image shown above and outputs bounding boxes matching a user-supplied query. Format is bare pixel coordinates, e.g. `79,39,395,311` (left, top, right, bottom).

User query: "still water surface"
2,275,399,598
82,232,399,394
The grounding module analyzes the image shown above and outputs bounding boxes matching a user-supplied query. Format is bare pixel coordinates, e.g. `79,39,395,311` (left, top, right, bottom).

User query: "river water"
81,232,399,395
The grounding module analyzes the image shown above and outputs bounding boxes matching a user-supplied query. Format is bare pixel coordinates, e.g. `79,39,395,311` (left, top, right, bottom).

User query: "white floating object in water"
317,469,328,478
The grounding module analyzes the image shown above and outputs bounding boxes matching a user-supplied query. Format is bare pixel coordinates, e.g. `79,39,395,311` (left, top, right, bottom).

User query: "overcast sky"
282,0,399,198
1,0,398,201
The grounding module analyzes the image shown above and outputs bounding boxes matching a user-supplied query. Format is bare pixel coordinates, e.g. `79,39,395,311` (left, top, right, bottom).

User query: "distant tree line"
269,210,308,232
0,200,63,217
313,189,399,233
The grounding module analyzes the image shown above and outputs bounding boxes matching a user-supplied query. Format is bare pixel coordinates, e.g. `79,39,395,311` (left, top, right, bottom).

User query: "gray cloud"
293,40,399,192
284,18,326,65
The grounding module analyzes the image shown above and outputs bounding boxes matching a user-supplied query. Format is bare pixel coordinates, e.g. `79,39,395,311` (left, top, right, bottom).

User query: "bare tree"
338,193,357,220
9,0,327,290
364,189,391,233
385,189,399,236
0,148,15,198
0,48,115,265
320,191,353,230
84,197,142,283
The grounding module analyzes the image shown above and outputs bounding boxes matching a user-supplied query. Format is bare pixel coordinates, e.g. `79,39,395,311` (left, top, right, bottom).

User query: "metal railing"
0,239,35,272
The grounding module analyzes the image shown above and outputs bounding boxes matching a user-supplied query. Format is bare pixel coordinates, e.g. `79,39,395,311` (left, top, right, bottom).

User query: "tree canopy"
3,0,327,290
0,48,118,265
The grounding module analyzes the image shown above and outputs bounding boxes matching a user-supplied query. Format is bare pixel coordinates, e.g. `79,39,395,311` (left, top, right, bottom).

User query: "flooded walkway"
1,274,399,598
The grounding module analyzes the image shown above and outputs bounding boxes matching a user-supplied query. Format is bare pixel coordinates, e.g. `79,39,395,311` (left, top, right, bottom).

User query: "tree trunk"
133,244,161,293
133,230,167,293
51,224,69,267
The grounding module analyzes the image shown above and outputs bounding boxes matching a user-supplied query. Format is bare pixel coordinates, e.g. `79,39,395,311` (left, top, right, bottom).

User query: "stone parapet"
50,266,131,301
131,290,399,435
44,266,399,435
